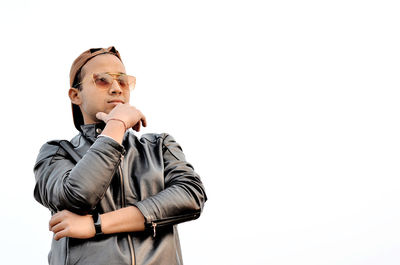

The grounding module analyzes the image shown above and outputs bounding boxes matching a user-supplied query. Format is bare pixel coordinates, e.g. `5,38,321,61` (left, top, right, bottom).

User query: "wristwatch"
92,212,103,236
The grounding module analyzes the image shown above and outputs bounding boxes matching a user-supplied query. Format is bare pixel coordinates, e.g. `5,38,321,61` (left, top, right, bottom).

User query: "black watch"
92,212,103,236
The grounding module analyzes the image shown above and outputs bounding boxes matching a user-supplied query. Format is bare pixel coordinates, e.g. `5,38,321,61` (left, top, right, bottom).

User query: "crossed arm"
49,206,145,240
41,104,206,241
49,104,146,240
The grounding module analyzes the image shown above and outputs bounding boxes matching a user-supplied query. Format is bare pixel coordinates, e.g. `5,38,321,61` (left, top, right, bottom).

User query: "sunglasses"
76,72,136,91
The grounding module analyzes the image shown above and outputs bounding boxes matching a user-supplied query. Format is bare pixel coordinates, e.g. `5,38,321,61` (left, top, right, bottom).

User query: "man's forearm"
49,206,145,240
101,206,145,234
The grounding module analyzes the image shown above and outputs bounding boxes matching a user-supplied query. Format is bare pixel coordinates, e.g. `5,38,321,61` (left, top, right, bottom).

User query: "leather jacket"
33,123,207,265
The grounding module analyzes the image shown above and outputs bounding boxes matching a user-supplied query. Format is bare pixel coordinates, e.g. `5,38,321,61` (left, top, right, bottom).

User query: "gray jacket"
33,123,207,265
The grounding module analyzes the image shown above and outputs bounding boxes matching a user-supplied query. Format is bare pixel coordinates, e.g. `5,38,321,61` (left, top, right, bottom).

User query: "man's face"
72,54,130,125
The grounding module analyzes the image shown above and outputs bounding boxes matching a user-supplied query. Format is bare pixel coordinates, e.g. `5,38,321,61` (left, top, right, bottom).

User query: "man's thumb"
96,112,107,121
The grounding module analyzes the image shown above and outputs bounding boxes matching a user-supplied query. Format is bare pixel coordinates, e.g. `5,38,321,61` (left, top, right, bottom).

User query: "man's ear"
69,87,81,105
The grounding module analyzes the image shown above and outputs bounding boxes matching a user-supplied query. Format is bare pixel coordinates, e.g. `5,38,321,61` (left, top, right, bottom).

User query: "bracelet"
92,212,103,236
107,118,127,131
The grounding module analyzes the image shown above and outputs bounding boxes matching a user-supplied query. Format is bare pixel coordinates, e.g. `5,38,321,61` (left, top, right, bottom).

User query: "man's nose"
109,80,122,94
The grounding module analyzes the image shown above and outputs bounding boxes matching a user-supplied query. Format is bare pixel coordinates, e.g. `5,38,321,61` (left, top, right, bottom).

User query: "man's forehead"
82,54,125,74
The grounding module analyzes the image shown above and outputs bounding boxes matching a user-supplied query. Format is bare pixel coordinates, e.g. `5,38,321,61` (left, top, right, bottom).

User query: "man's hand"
96,103,147,132
49,210,95,241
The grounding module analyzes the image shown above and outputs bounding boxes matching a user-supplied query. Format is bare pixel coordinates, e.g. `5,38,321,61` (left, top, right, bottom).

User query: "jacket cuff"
92,135,126,156
134,201,154,225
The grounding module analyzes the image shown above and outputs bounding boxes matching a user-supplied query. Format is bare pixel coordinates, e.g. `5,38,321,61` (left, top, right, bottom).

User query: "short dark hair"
72,68,84,90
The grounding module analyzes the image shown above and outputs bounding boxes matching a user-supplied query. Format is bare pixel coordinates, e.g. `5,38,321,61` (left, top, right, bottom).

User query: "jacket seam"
163,144,181,161
141,133,163,144
50,146,62,165
34,144,63,168
162,134,182,161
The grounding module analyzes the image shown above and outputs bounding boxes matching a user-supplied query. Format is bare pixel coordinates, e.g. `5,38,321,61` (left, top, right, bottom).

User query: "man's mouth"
108,99,125,104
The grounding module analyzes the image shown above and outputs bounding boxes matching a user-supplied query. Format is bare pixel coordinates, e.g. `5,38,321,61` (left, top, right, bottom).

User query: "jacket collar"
80,122,106,142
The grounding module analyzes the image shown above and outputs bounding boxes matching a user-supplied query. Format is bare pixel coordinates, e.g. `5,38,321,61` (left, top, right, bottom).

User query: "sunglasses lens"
92,73,136,91
117,75,129,90
127,76,136,91
93,73,113,89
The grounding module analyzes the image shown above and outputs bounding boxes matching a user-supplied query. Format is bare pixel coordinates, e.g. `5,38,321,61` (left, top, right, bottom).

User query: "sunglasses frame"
74,72,136,91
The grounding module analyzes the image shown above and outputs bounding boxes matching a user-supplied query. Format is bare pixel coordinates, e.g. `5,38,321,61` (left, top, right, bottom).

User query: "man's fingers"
140,113,147,127
137,110,147,127
54,229,68,241
96,112,108,121
99,104,147,130
142,117,147,127
133,122,140,132
49,217,57,230
50,222,65,233
49,212,63,229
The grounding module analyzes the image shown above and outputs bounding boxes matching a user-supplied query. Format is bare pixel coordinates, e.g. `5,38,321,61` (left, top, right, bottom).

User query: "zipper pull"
152,222,157,238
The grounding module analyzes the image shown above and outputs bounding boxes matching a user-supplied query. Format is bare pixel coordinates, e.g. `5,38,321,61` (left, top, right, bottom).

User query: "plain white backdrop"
1,0,399,264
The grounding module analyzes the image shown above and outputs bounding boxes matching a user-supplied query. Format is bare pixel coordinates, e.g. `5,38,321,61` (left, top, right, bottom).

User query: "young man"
33,46,207,265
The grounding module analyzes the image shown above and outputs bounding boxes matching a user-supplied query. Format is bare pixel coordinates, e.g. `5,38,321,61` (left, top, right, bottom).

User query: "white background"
0,0,399,264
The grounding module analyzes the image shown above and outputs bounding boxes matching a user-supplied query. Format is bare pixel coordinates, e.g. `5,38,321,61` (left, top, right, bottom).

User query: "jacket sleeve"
134,134,207,231
33,136,125,214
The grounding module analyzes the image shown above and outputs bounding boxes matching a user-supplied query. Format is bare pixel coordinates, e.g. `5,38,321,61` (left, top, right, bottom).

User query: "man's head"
69,47,134,131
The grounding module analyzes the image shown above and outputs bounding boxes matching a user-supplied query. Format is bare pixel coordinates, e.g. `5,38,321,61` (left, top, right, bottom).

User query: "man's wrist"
105,119,126,132
107,118,127,131
100,120,126,144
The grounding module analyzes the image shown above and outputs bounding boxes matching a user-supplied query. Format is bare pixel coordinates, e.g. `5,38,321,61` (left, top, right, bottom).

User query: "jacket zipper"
119,155,135,265
152,222,157,237
150,211,201,237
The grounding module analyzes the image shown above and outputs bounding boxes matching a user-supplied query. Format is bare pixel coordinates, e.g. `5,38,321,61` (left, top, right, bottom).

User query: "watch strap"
92,212,103,236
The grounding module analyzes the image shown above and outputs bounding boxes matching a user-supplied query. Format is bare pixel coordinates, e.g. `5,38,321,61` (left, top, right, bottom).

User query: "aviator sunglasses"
75,72,136,91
